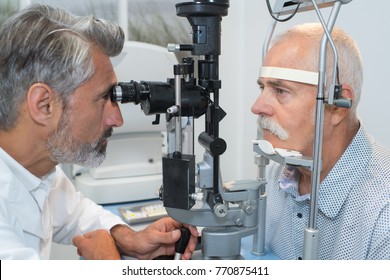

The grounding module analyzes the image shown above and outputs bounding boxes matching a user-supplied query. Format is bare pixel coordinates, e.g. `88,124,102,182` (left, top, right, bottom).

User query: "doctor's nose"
105,100,124,128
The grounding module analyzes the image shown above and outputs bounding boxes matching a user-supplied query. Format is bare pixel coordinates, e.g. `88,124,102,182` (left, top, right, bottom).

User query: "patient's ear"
27,83,59,126
340,84,354,101
330,84,355,125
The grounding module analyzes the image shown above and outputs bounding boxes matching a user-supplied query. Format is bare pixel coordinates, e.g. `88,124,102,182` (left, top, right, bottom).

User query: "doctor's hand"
110,217,199,260
72,229,121,260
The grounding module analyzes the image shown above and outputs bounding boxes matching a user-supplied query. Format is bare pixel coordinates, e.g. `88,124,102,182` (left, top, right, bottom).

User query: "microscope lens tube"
110,86,123,102
112,80,209,118
112,81,147,104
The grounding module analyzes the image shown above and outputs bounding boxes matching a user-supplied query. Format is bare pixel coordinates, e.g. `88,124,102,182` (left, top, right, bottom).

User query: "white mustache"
257,116,289,140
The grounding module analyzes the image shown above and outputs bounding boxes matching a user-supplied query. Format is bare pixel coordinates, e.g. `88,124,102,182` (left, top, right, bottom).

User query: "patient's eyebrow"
258,78,296,92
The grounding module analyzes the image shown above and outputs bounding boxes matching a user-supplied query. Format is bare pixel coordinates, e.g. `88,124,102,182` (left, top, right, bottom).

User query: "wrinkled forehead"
259,66,318,85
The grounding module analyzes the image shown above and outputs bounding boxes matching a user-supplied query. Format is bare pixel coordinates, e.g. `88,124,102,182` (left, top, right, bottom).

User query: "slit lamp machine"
110,0,352,260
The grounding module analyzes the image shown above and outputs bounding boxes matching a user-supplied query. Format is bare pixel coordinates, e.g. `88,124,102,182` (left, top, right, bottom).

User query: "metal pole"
251,155,269,255
174,73,182,153
303,0,342,260
118,0,129,40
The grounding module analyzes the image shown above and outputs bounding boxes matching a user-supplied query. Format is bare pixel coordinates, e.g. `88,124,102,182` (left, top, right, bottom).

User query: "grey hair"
0,3,125,131
271,23,363,113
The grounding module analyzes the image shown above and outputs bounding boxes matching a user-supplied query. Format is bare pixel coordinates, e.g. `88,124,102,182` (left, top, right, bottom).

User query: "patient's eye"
273,87,289,96
259,84,265,92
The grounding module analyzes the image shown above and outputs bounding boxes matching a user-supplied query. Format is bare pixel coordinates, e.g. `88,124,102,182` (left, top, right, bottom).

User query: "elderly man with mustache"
251,23,390,260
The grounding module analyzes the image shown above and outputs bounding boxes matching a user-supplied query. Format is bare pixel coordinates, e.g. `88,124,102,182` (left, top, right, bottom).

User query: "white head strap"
260,66,319,85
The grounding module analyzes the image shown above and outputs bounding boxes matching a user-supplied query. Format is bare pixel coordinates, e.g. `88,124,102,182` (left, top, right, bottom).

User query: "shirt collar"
0,147,56,219
277,127,369,218
278,165,310,202
0,148,41,192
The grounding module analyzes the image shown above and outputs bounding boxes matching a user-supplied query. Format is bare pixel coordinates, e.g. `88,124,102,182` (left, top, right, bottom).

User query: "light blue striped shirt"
265,127,390,259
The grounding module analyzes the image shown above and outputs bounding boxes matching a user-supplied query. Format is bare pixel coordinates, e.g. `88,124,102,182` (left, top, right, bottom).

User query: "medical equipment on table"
119,200,168,225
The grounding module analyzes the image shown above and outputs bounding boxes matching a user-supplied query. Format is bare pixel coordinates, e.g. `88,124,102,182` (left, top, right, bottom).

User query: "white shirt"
0,148,125,260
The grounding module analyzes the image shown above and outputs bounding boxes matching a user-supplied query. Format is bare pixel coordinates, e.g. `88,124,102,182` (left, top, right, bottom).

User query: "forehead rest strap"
260,66,319,85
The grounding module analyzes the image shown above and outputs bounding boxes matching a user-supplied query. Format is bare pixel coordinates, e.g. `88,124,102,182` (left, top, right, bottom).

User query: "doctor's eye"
101,88,114,101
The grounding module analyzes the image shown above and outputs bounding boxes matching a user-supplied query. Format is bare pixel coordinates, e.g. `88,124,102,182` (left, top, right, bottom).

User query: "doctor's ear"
27,83,60,126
